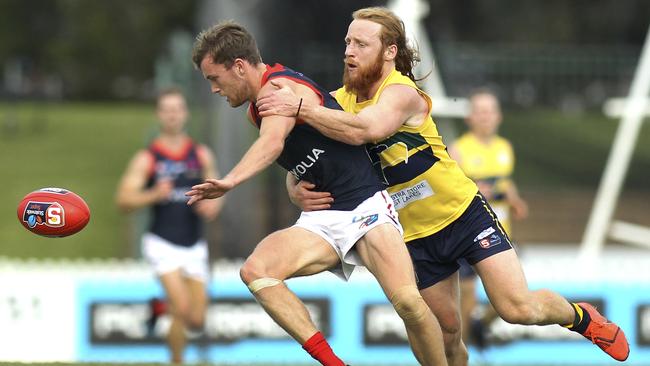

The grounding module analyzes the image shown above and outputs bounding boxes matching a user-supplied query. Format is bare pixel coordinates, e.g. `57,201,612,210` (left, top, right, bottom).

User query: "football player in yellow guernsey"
449,90,529,348
450,90,528,235
256,6,629,365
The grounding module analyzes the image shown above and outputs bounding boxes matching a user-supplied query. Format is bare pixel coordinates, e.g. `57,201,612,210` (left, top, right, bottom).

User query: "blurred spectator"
115,87,223,363
449,89,528,347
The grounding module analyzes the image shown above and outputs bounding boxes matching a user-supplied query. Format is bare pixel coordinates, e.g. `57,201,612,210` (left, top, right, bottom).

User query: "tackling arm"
257,80,424,144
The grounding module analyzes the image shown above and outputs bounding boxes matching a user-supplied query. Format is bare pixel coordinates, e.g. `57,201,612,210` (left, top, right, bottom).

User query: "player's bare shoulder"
126,149,154,173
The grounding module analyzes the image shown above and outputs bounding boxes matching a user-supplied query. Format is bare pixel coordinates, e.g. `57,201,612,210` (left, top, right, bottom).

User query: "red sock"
302,331,345,366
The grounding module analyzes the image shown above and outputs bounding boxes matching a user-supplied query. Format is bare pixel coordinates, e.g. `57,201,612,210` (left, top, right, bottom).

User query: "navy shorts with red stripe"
407,194,513,290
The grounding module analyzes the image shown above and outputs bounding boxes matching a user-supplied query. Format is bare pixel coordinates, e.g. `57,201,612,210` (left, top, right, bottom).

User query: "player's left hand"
185,178,234,205
256,79,300,117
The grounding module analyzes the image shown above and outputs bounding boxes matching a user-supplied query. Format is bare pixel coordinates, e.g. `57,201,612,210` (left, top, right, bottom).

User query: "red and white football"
17,187,91,238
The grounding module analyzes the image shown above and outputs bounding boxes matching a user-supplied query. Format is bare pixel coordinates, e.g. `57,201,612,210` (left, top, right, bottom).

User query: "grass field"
487,107,650,189
0,102,649,259
0,102,154,259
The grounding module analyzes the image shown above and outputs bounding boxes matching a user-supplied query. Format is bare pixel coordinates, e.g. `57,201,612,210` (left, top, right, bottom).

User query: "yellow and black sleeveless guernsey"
335,69,478,242
454,132,515,234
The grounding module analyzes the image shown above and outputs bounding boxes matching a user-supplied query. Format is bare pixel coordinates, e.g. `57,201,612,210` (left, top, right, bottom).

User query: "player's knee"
436,308,462,336
239,256,267,285
240,256,284,293
187,312,205,330
240,258,282,293
390,286,429,327
171,302,191,323
498,301,537,325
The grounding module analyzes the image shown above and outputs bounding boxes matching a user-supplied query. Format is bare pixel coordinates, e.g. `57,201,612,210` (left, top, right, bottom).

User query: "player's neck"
250,63,269,101
158,132,189,148
473,132,495,145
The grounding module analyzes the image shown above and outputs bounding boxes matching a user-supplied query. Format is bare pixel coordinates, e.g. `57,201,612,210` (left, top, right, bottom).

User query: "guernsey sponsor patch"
389,180,434,210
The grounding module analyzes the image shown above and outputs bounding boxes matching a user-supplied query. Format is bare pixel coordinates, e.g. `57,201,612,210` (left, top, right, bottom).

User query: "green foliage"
0,0,198,99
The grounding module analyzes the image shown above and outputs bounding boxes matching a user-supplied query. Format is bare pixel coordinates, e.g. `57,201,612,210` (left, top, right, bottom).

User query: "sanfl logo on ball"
22,201,65,228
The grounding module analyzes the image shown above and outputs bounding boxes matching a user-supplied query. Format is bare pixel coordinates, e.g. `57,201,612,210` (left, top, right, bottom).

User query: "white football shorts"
294,190,403,280
142,232,209,283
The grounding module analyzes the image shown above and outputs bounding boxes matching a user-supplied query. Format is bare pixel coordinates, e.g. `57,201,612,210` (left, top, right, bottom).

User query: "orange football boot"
577,302,629,361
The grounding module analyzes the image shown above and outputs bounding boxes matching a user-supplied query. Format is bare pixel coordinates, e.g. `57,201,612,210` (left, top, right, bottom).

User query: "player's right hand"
153,179,174,202
185,178,234,205
288,180,333,211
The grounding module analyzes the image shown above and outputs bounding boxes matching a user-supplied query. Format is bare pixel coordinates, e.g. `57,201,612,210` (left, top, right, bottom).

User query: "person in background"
449,89,528,348
115,87,223,363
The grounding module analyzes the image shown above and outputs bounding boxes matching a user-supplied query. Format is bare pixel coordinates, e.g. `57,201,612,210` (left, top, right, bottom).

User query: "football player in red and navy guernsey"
116,87,223,363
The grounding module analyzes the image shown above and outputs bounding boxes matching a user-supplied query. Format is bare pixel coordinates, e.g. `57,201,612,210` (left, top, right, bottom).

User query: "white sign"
0,274,77,361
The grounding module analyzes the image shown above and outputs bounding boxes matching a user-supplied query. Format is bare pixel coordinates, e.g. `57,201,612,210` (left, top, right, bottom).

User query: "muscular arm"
227,114,293,186
185,115,293,204
115,150,172,212
257,81,427,145
187,79,321,204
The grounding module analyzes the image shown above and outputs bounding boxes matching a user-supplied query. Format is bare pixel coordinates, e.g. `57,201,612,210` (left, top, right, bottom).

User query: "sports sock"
564,303,591,334
302,331,345,366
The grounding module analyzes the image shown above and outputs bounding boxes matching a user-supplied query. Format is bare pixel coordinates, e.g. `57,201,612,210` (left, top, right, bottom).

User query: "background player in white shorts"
115,87,223,363
186,21,448,366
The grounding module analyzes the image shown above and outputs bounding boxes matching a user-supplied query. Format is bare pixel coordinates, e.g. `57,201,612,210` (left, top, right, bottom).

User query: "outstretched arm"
256,79,426,144
186,114,293,205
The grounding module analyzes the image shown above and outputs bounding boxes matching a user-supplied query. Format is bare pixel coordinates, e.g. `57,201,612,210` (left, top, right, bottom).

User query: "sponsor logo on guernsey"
473,227,496,242
290,148,325,179
389,180,434,210
168,187,193,203
352,214,379,229
22,201,65,228
479,234,502,249
156,159,201,180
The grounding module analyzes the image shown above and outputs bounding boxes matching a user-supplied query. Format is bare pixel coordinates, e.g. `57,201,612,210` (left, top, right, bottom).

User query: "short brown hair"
156,86,185,105
192,20,262,69
352,7,420,82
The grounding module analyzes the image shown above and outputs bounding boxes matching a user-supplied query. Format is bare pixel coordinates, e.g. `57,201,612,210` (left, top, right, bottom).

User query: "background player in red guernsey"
186,20,448,366
115,87,223,363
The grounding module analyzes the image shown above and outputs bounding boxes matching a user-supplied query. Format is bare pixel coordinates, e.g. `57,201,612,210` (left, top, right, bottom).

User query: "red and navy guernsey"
249,64,383,211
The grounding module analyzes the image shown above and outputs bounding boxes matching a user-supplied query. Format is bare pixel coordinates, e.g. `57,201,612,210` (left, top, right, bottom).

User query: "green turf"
498,108,650,189
0,102,159,258
1,102,648,259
